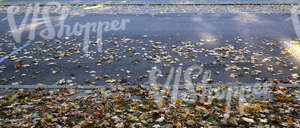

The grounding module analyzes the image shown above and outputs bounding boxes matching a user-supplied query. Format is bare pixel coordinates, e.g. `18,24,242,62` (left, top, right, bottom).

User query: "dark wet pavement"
0,8,299,86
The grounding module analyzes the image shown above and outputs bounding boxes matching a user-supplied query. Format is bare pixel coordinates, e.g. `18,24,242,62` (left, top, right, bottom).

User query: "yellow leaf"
243,67,249,71
47,115,53,120
293,66,298,70
271,42,277,46
253,104,261,111
231,65,237,69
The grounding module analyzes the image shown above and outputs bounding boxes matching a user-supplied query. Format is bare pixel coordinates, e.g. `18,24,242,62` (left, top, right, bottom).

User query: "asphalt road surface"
0,5,299,87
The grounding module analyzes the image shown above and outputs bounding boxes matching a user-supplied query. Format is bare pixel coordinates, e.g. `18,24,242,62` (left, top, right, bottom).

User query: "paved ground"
0,4,299,87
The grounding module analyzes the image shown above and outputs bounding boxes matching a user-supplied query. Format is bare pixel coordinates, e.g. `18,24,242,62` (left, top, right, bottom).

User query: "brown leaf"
96,76,102,80
287,117,293,125
14,64,20,69
230,116,238,125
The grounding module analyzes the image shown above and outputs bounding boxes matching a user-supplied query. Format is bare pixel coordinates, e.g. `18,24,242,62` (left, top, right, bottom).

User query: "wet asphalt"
0,6,299,87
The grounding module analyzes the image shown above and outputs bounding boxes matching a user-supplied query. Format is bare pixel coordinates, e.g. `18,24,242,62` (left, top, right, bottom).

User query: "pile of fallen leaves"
0,85,299,127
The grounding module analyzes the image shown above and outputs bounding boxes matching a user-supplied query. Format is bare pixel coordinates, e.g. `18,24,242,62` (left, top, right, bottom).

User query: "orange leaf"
176,98,183,104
